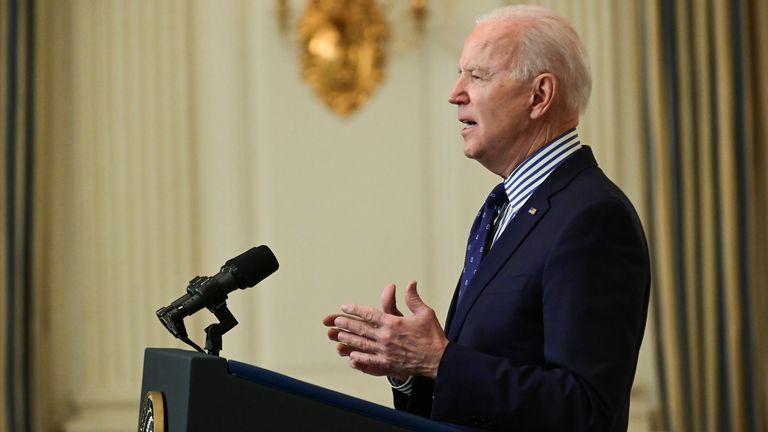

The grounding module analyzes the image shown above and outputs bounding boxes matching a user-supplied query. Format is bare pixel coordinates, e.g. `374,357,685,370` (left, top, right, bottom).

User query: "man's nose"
448,79,467,105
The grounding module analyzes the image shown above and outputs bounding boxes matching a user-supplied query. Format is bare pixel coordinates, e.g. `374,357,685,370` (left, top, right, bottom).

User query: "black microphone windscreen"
226,245,279,288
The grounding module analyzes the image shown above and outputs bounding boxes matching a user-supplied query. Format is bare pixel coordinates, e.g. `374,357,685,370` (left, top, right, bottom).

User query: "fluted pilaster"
43,1,200,430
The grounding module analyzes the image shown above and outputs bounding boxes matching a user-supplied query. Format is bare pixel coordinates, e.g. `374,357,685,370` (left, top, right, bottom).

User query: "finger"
324,313,365,327
381,283,403,317
348,351,389,376
322,314,344,327
349,356,388,377
337,330,379,354
333,316,378,339
340,303,384,325
336,343,354,357
404,280,425,313
327,327,342,341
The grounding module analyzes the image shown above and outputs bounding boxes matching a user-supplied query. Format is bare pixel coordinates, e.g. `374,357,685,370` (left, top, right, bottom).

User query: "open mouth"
460,119,477,130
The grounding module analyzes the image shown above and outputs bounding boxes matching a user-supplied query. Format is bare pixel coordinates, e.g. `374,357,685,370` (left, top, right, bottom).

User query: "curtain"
1,0,35,431
641,0,768,431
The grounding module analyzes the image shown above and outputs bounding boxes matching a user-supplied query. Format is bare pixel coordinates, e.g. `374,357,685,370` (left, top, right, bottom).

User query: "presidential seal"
138,391,165,432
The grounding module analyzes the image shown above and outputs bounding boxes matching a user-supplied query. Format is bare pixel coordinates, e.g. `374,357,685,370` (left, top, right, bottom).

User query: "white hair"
476,5,592,114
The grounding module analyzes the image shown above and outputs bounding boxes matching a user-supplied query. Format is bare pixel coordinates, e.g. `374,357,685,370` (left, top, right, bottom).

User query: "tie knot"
485,183,508,209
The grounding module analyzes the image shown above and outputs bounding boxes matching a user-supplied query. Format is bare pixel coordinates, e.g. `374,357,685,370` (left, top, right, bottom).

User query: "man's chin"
463,144,481,160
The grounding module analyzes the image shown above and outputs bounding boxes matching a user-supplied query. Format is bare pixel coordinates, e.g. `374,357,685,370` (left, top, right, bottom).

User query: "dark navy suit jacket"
393,147,651,431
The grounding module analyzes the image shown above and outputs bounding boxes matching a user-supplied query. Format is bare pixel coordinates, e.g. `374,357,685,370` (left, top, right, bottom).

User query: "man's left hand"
322,281,449,380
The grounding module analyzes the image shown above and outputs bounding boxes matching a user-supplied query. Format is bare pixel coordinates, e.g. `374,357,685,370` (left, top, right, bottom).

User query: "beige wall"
33,1,658,431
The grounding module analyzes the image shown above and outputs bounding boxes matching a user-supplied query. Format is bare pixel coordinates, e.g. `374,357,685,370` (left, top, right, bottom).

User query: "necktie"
458,183,508,303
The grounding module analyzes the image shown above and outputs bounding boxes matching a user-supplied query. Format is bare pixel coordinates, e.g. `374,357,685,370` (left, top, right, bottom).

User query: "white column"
57,1,198,430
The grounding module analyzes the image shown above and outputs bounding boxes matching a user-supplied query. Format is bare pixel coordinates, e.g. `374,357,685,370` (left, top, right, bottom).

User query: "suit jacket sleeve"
392,376,435,417
430,199,651,431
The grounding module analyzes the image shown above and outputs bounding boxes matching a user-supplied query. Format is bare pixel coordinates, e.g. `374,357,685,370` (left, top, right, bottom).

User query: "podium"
139,348,460,431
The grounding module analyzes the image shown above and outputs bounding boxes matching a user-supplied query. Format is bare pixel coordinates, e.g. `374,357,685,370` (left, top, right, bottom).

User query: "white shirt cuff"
387,376,414,395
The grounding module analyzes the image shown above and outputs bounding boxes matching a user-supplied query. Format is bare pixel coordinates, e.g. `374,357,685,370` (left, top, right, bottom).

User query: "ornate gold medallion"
138,391,165,432
298,0,389,116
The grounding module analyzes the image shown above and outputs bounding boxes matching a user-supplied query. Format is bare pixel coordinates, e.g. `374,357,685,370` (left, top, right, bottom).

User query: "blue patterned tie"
458,183,508,303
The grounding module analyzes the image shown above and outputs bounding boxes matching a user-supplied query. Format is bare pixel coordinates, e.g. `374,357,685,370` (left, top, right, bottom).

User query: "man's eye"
471,74,482,80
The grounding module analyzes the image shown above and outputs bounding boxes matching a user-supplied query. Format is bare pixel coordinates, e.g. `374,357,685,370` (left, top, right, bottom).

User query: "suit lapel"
444,282,459,333
445,147,598,341
446,194,550,340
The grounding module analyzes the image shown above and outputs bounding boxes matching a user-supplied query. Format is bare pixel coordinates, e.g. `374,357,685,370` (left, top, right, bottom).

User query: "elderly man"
323,5,650,431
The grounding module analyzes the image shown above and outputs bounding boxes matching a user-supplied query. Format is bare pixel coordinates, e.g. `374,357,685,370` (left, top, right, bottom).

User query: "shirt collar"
501,128,581,201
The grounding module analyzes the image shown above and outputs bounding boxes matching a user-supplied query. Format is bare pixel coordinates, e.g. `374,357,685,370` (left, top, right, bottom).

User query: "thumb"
381,283,403,317
405,280,426,314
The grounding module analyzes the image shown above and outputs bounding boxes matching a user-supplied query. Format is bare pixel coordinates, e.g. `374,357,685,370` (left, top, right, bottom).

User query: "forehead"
459,22,519,71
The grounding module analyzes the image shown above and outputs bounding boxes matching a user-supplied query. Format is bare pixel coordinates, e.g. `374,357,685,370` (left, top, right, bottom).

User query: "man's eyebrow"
458,65,490,75
458,65,489,74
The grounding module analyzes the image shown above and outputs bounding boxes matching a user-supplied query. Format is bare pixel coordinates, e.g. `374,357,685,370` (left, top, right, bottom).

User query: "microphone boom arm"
204,302,238,356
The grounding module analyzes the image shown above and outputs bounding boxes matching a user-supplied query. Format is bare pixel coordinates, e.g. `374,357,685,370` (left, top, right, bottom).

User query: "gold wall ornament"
297,0,389,117
410,0,427,34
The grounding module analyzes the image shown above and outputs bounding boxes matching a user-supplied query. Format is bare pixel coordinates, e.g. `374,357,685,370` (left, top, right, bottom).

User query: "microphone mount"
156,271,241,356
155,246,279,357
204,301,238,356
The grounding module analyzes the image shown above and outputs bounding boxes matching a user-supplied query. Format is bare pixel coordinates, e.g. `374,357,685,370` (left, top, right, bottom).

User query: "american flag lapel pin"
528,207,538,215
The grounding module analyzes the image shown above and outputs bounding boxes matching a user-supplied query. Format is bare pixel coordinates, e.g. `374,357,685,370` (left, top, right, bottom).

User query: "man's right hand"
322,281,449,380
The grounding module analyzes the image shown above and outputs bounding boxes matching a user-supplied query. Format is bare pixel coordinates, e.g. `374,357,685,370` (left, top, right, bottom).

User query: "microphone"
156,245,279,341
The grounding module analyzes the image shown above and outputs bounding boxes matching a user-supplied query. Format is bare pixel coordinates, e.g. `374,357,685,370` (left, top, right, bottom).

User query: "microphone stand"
156,299,239,357
204,302,238,356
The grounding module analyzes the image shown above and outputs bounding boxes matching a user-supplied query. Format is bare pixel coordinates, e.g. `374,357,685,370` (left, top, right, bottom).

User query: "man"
323,5,650,431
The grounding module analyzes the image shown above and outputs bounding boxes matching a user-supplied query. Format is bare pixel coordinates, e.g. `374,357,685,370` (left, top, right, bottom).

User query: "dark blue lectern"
139,348,460,431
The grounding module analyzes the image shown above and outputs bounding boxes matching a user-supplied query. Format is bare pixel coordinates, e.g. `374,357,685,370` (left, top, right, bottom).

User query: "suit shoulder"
556,166,639,215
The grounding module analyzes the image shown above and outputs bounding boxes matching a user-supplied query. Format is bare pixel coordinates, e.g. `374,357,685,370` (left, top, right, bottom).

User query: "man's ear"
530,73,557,119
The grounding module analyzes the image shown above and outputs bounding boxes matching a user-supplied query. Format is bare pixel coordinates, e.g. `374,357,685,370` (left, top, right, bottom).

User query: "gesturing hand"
322,281,448,380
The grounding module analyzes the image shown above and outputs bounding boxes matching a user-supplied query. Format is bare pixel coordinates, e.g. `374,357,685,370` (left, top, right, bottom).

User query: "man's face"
448,22,532,176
